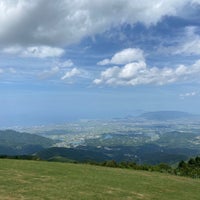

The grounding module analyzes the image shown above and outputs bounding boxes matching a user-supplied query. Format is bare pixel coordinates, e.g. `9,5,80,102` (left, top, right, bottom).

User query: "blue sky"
1,0,200,126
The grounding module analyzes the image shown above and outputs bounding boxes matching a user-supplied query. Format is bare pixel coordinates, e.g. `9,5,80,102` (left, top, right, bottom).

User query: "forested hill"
0,130,55,155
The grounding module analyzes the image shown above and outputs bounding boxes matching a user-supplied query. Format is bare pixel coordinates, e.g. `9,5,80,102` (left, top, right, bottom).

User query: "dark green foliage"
35,144,198,166
0,154,39,160
178,160,186,168
188,158,196,165
176,156,200,178
102,160,118,168
36,147,111,162
153,163,173,173
195,156,200,166
89,156,200,179
86,160,173,174
97,157,200,179
137,150,188,165
119,161,137,169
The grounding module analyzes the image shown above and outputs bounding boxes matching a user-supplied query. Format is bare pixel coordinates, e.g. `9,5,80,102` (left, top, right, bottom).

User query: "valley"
2,111,200,165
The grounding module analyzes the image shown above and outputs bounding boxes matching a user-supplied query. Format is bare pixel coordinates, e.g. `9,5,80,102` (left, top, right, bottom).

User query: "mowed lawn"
0,159,199,200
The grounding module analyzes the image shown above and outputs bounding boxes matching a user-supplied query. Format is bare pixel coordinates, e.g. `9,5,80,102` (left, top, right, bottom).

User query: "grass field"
0,159,199,200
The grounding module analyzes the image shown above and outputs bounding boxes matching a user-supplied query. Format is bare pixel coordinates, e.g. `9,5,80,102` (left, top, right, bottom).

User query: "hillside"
0,159,200,200
36,147,111,162
0,130,55,155
36,145,194,165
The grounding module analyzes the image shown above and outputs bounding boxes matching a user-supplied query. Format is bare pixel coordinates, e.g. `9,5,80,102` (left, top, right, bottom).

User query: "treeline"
88,160,173,173
88,156,200,179
0,155,39,160
0,154,199,178
175,157,200,178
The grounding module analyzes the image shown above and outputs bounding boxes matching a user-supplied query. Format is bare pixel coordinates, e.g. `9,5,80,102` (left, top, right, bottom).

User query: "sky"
1,0,200,127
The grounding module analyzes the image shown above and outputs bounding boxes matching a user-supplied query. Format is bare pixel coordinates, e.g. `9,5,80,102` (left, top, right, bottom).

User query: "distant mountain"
138,111,196,121
0,130,55,155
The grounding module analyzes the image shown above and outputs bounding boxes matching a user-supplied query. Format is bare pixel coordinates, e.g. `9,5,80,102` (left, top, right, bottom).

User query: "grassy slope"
0,159,199,200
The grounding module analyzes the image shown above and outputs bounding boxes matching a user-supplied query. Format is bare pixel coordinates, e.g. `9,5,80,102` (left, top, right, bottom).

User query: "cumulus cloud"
94,59,200,86
0,0,198,49
3,45,64,58
97,48,144,65
61,68,81,80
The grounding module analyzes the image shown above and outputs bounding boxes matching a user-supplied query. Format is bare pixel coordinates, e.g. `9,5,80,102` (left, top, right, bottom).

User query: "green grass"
0,159,200,200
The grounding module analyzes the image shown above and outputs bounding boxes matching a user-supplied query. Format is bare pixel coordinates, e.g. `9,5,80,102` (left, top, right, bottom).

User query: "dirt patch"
106,186,148,199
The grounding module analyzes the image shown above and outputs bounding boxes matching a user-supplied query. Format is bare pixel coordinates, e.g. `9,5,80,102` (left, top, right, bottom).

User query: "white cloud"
94,59,200,86
3,45,64,58
0,0,198,49
173,27,200,55
97,48,144,65
178,39,200,55
37,59,75,79
22,46,64,58
159,26,200,56
61,60,74,68
180,91,198,98
56,59,74,68
61,68,81,80
3,46,22,54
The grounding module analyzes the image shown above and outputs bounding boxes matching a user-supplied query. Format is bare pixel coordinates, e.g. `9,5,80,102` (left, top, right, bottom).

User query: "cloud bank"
3,46,64,58
94,49,200,86
1,0,200,87
0,0,199,50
